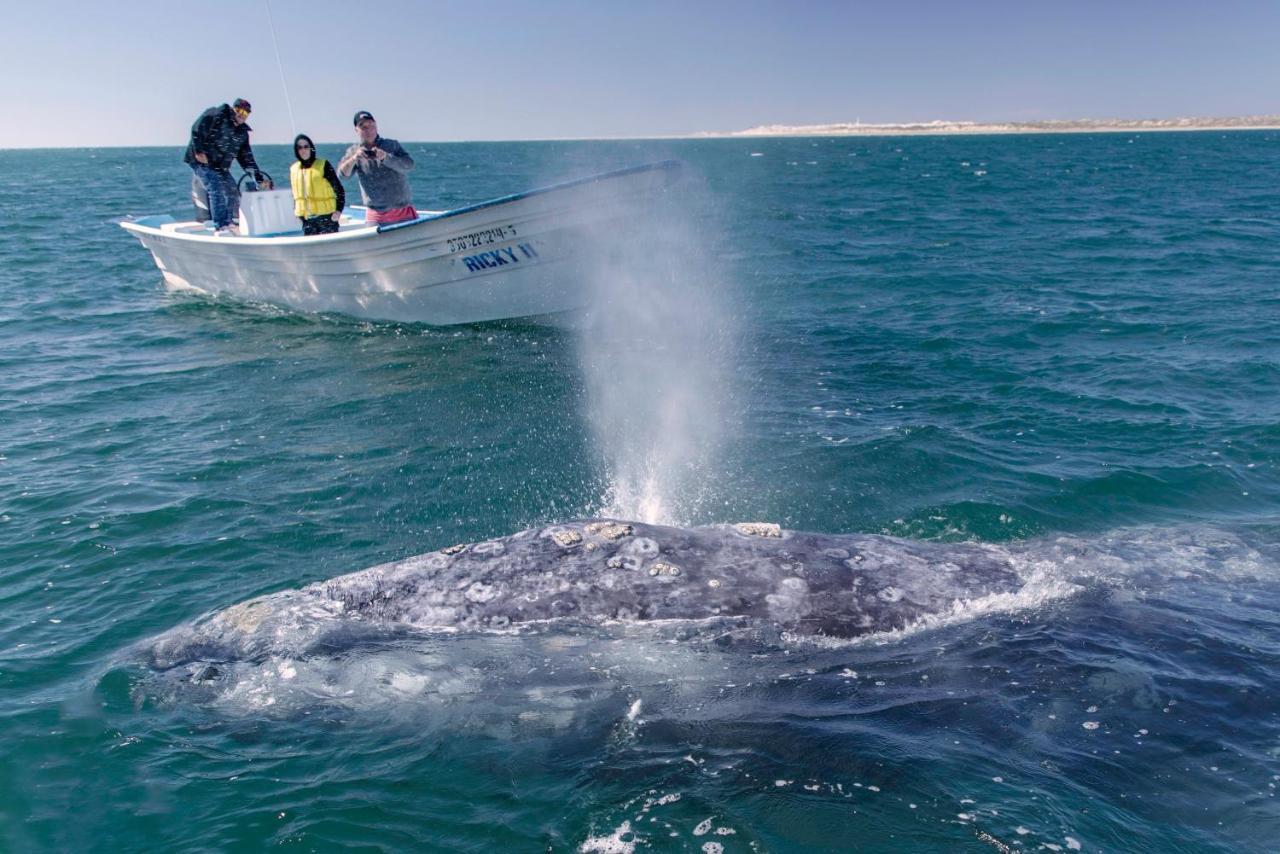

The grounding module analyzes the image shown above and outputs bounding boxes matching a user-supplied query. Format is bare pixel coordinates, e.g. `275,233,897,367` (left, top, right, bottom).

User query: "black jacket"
183,104,265,180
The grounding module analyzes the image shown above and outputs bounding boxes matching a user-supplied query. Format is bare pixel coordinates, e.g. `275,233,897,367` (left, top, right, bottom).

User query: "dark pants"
301,215,340,236
190,165,239,227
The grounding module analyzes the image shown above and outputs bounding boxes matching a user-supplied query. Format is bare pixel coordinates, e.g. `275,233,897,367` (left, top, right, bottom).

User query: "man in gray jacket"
337,111,417,226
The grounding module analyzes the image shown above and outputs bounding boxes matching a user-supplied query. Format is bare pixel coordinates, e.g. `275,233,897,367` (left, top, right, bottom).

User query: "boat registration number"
447,225,519,254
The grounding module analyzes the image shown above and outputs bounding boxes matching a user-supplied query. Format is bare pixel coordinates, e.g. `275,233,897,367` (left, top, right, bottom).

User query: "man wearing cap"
337,111,417,226
183,98,272,233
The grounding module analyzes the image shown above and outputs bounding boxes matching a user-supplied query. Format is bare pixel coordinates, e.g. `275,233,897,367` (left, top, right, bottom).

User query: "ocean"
1,131,1278,852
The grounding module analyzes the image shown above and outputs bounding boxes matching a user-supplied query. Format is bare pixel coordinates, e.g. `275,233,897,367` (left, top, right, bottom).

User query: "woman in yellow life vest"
290,133,346,235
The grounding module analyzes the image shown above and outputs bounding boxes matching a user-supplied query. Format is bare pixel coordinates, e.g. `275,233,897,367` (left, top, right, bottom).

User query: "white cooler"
239,188,302,236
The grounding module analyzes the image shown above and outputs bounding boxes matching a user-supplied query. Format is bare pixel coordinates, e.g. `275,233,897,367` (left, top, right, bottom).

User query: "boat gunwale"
119,159,681,247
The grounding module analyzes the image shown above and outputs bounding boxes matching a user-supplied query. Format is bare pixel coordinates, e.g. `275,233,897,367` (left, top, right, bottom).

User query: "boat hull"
121,161,679,326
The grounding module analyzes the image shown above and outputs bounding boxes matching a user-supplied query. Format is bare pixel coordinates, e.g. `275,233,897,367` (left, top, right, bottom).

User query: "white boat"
120,160,680,326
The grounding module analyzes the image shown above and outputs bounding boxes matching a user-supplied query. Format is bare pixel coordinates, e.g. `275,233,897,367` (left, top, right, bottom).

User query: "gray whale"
145,519,1028,670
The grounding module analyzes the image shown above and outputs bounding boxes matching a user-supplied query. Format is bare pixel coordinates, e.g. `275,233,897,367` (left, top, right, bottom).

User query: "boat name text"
462,242,540,273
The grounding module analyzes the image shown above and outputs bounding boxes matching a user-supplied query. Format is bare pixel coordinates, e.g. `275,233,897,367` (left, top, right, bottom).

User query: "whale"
143,518,1032,672
107,520,1280,852
124,520,1278,722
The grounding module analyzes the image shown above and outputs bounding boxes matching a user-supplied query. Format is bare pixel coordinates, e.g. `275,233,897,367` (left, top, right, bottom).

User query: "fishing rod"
263,0,297,137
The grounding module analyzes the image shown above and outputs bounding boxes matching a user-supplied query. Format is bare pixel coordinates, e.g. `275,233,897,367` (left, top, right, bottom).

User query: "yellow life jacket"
291,158,337,218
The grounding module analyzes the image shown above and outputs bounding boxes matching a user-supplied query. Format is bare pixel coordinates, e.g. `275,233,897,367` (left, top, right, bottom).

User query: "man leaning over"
184,97,271,234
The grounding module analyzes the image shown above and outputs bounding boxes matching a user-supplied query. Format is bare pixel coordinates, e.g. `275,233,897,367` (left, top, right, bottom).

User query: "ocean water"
1,131,1278,852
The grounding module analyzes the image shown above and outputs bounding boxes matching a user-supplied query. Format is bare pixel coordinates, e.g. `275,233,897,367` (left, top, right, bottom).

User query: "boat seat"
161,221,210,235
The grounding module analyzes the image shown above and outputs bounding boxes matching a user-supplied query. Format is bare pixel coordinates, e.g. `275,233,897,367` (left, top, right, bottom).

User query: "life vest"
291,158,338,218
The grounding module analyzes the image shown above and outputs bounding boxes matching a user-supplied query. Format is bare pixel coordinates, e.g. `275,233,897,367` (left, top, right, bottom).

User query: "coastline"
692,116,1280,139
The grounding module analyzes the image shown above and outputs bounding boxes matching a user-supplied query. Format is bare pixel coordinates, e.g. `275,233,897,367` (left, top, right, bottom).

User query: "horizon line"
3,116,1280,152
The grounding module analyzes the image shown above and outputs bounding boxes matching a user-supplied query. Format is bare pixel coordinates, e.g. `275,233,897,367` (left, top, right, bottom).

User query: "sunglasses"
296,143,312,150
234,108,251,118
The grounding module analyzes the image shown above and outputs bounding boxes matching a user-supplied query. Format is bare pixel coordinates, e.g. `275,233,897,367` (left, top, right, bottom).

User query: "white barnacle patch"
606,555,626,570
707,578,722,589
735,522,782,538
649,562,681,577
877,586,904,603
547,528,583,548
585,522,633,540
440,543,466,556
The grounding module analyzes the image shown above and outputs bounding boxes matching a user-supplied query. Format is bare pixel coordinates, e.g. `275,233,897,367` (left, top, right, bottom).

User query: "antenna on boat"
263,0,297,137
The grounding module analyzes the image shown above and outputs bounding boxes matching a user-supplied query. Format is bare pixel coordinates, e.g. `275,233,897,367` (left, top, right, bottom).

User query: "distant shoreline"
692,116,1280,139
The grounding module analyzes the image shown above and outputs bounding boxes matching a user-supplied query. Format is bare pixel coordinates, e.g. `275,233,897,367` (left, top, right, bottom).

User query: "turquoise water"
1,132,1278,851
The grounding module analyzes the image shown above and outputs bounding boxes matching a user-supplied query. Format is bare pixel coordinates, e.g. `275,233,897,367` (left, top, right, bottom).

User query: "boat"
120,160,681,326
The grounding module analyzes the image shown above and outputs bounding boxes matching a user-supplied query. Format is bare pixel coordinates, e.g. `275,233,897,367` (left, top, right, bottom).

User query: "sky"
2,0,1278,148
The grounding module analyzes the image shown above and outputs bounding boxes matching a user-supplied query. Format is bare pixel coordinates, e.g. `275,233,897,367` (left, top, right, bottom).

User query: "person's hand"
371,147,387,162
330,211,341,222
261,178,273,189
195,152,208,164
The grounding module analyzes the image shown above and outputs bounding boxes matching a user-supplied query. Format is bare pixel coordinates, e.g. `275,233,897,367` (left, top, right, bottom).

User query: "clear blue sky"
3,0,1278,148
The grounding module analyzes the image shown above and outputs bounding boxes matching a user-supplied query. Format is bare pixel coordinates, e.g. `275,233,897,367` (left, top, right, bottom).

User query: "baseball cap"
233,98,252,113
353,110,375,126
